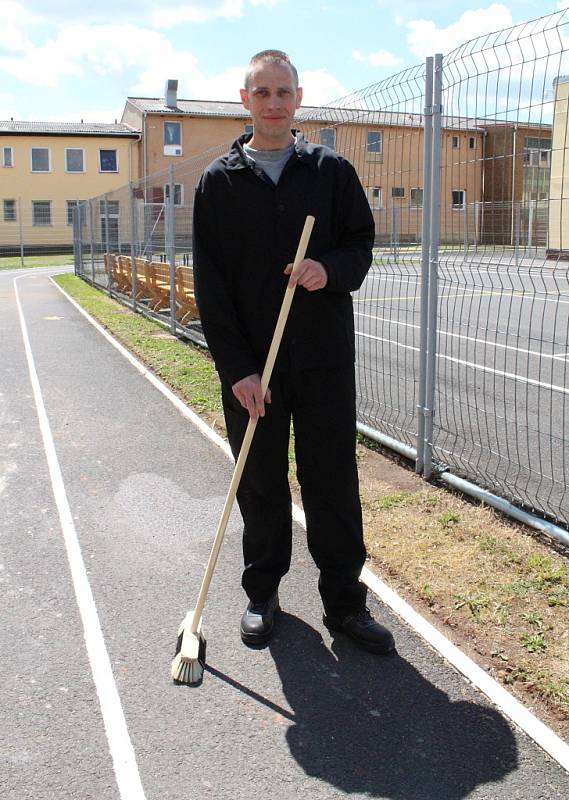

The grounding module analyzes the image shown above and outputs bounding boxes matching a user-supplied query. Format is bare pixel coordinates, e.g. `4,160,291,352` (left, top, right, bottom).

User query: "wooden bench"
103,253,118,288
175,265,198,323
148,260,173,311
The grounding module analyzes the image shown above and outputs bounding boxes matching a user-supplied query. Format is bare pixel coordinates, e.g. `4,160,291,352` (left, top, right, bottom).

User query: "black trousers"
221,365,367,618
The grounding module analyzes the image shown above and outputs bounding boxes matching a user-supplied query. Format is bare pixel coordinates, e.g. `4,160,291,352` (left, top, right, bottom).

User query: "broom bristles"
171,612,207,686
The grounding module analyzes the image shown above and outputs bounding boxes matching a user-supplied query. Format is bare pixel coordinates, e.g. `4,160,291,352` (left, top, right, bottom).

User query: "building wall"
0,133,139,252
135,113,484,247
549,79,569,256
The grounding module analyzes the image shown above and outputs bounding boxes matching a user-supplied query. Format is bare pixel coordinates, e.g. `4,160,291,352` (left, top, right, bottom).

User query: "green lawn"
0,254,74,271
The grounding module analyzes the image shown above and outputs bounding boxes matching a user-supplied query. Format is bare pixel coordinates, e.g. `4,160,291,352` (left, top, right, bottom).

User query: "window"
31,147,50,172
3,199,16,221
367,130,383,154
469,137,475,149
410,188,423,207
320,128,336,150
3,146,13,167
366,186,382,209
244,124,254,135
452,189,465,209
164,122,181,146
99,149,118,172
392,186,405,198
32,201,51,225
67,200,79,225
65,148,84,172
99,200,120,215
164,183,183,206
452,136,459,149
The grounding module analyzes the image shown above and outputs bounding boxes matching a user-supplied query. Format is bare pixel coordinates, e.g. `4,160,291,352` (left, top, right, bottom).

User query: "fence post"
527,200,534,252
72,205,79,276
416,55,434,475
514,201,521,267
166,165,177,334
18,197,25,268
88,199,95,284
104,193,111,295
423,52,443,481
129,183,138,313
463,192,468,262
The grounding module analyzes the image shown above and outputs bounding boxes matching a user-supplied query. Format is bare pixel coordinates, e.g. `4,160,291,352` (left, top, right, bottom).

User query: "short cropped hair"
244,50,299,90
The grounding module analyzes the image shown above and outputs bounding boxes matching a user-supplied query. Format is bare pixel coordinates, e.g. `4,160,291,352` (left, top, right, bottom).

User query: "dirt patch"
357,441,569,741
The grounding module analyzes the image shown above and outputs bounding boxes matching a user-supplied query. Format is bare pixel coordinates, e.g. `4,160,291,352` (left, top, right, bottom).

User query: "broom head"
171,611,207,686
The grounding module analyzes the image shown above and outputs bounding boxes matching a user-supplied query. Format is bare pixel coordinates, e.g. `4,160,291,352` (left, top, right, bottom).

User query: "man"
193,50,394,654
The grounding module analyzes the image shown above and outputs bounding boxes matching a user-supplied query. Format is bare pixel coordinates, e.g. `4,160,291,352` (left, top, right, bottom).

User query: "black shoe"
323,607,395,654
240,592,280,645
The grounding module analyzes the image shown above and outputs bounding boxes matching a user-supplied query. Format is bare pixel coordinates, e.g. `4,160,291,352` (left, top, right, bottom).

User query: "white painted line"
51,274,569,774
355,309,565,363
360,566,569,773
14,276,147,800
355,328,569,396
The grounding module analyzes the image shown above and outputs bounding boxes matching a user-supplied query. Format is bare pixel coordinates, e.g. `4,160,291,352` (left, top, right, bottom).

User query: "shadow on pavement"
264,612,519,799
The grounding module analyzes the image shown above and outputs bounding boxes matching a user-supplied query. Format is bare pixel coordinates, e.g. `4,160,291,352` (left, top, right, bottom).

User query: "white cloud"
299,69,349,107
407,4,513,60
0,24,180,87
152,0,244,28
0,0,41,25
352,49,402,67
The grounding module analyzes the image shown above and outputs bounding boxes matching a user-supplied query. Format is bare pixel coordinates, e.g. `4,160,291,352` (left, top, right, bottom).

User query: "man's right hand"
232,374,272,421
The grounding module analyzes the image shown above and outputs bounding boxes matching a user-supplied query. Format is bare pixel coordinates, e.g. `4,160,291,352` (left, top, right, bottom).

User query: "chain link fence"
75,9,569,539
1,198,76,264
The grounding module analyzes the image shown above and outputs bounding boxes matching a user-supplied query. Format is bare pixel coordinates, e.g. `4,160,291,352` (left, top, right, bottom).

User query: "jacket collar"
226,129,314,171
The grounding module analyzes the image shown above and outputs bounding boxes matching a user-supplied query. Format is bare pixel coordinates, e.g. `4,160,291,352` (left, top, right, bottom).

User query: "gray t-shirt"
243,140,296,185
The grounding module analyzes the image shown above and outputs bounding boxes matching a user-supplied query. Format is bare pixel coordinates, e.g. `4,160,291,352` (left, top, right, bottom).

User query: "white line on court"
50,275,569,774
355,328,569,396
355,309,567,364
14,275,147,800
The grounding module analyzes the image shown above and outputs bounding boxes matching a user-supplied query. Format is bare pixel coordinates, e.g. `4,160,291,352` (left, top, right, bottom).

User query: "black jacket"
193,132,374,385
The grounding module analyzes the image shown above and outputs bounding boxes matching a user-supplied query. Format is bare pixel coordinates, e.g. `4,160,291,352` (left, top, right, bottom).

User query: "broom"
172,214,315,685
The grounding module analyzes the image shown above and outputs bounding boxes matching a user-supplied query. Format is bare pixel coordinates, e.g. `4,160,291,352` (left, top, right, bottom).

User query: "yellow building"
0,121,140,254
122,80,485,246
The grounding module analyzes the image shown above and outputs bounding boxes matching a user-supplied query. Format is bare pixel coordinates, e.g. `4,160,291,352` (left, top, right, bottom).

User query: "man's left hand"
284,258,328,291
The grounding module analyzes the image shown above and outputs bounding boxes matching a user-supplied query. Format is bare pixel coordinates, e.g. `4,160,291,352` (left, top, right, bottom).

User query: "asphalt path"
2,267,569,799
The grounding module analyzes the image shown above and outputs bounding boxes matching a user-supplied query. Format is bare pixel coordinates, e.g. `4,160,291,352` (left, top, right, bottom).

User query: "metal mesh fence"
74,8,569,533
432,11,569,526
1,198,75,263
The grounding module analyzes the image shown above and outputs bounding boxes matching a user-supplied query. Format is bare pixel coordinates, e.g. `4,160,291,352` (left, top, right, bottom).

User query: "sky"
0,0,568,124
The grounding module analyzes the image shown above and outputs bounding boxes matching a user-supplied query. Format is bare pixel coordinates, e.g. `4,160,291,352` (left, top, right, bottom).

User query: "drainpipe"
143,110,148,202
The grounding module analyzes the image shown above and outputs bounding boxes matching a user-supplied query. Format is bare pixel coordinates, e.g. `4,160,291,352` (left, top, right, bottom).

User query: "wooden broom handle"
191,215,315,631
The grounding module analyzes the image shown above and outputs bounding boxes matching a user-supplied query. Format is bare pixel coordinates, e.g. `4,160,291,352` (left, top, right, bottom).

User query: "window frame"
366,186,382,210
320,127,336,150
30,147,51,173
452,189,465,209
65,147,85,173
410,187,423,208
3,146,13,167
3,199,16,222
164,121,182,146
452,135,459,149
366,130,383,154
99,149,118,173
164,183,184,207
32,200,52,226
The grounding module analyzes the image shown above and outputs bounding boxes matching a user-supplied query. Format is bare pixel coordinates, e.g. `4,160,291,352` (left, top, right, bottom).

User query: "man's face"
240,61,303,149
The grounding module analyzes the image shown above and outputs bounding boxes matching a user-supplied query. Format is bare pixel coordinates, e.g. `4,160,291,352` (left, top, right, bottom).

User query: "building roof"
125,96,494,132
0,120,140,137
